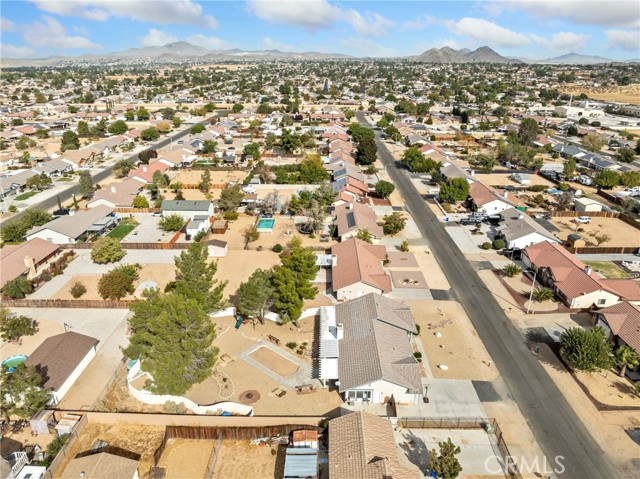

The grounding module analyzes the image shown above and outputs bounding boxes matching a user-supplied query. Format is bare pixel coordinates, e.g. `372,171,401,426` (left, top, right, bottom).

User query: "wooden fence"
550,210,620,218
173,183,226,190
0,298,133,308
565,246,639,254
115,207,161,213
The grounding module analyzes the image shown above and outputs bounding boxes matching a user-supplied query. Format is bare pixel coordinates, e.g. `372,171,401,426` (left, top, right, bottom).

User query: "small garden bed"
15,191,39,200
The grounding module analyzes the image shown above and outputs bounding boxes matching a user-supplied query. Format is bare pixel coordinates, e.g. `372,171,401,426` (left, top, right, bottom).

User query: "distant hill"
537,53,617,64
409,45,521,63
1,41,352,67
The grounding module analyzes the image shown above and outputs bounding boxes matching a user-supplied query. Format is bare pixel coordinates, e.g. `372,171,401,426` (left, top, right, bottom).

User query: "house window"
597,299,606,305
347,390,372,401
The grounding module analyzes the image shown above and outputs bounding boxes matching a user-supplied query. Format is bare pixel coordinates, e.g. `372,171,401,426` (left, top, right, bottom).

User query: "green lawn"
14,190,39,201
107,223,136,240
583,261,629,279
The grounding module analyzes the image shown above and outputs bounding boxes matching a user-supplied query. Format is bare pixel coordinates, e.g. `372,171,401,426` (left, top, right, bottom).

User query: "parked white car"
574,216,591,224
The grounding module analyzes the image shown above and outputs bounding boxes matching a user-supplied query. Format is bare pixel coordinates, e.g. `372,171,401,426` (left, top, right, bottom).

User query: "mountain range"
1,42,637,67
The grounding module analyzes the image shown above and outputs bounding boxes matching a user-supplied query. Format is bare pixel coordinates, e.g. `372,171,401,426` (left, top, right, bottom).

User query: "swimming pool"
256,217,275,232
2,354,27,373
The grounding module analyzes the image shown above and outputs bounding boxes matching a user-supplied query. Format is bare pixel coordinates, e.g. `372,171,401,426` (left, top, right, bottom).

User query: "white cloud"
402,15,436,31
445,17,531,48
30,0,218,28
140,28,177,47
1,43,35,58
605,29,640,51
348,11,394,37
186,34,237,51
247,0,392,36
339,38,398,57
531,32,590,51
23,16,101,50
1,16,16,31
261,37,295,52
487,1,640,28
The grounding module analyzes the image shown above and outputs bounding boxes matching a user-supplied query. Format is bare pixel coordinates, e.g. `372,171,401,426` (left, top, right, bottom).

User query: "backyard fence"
565,246,639,254
550,210,620,218
0,298,133,308
42,414,89,479
115,207,161,213
172,183,226,190
397,417,522,479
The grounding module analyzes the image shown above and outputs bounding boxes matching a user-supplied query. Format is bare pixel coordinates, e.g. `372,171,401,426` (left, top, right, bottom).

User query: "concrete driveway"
121,213,169,243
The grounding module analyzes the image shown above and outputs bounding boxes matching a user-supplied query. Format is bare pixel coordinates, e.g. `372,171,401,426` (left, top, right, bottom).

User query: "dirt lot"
548,216,640,247
55,423,165,478
250,347,300,376
172,169,247,186
406,300,497,381
561,84,640,104
157,438,215,478
50,263,176,300
472,170,556,189
212,440,279,479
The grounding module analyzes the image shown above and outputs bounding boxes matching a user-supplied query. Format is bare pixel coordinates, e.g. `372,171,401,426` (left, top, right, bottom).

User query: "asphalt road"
356,112,621,479
4,112,223,222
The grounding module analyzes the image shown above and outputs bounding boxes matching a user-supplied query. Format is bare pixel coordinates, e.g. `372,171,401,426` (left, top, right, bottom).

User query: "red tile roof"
331,238,391,293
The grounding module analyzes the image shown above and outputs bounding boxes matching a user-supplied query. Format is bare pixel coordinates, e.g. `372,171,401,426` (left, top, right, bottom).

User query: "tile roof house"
468,181,514,215
157,148,196,168
335,294,422,404
495,208,559,249
523,241,640,309
161,200,215,220
0,238,61,290
127,161,171,184
61,452,139,479
25,205,116,244
25,331,99,405
86,178,144,209
593,302,640,369
331,238,391,301
329,411,420,479
333,202,383,242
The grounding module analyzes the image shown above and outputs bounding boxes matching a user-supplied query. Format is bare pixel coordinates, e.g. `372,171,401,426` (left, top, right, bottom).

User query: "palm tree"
615,345,640,377
532,287,554,303
503,264,522,278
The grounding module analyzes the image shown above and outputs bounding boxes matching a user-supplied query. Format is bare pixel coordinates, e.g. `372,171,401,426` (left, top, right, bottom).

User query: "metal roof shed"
283,448,318,479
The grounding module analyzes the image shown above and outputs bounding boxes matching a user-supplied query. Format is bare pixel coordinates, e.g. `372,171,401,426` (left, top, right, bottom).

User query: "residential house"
60,452,139,479
331,238,391,301
495,208,559,250
0,238,61,290
25,332,99,405
333,202,383,242
592,302,640,378
128,161,171,184
334,294,421,404
468,181,514,214
332,177,369,198
328,412,420,479
157,148,197,168
32,158,74,177
59,148,96,166
86,178,144,209
161,200,215,236
25,205,116,244
523,241,640,309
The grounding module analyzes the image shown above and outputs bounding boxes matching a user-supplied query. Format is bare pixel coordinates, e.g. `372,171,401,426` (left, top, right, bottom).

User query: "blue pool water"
2,354,27,373
257,218,275,229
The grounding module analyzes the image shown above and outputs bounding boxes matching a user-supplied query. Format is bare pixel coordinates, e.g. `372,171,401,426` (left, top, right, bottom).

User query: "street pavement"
356,112,620,479
2,112,223,223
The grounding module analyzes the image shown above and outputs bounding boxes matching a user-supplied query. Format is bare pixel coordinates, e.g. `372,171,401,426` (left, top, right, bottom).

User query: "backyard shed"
574,197,604,212
29,409,55,435
283,447,318,479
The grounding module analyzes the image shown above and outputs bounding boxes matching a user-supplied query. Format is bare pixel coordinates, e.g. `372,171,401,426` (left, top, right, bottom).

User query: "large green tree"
518,118,539,145
91,237,126,264
0,208,51,242
0,308,38,343
78,171,94,198
560,326,614,373
593,170,620,189
439,178,470,203
236,269,274,322
123,290,218,395
428,438,463,479
615,345,640,377
356,136,377,165
0,364,50,420
218,184,244,211
375,180,395,198
2,276,34,299
171,243,227,313
108,120,128,135
60,130,80,151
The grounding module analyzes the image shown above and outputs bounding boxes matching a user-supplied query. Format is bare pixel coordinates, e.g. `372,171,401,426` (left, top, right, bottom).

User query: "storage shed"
283,448,318,479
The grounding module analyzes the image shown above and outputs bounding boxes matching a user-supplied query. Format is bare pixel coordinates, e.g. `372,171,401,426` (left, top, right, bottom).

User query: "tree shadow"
273,443,287,479
396,430,430,474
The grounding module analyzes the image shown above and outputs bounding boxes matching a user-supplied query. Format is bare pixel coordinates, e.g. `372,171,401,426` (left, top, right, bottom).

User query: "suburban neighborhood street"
356,112,621,479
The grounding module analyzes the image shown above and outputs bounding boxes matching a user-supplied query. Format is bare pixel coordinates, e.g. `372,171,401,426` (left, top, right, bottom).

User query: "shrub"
558,183,571,192
286,341,297,350
482,242,492,250
42,274,52,282
527,184,547,192
159,214,185,232
194,230,206,242
272,244,283,253
91,237,126,264
2,276,34,298
382,212,407,235
492,239,506,250
503,264,522,278
69,281,87,298
415,324,421,336
442,203,453,213
98,270,136,300
42,434,70,468
162,401,188,414
223,211,239,221
399,240,410,252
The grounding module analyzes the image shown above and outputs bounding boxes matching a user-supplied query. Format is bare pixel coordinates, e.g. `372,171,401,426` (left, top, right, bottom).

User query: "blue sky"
1,1,639,59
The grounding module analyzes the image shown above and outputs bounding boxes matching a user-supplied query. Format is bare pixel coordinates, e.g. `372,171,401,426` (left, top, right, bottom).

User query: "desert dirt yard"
561,84,640,104
250,347,300,377
407,300,498,381
548,216,640,248
156,438,215,479
212,440,280,479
